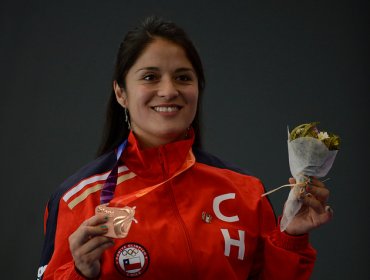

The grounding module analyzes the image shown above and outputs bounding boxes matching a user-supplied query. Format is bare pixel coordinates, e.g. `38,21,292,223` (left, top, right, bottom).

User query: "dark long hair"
97,16,205,156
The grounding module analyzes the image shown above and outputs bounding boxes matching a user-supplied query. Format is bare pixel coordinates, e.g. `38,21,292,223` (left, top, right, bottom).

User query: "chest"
99,168,262,279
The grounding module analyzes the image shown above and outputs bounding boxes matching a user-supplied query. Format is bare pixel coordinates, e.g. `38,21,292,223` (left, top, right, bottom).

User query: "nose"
157,77,179,99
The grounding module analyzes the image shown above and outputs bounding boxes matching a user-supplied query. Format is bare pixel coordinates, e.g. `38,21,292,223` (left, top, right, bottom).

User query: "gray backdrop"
1,0,369,279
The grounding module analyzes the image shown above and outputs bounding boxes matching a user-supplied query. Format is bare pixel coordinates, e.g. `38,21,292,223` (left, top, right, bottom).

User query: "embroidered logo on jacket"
115,243,149,277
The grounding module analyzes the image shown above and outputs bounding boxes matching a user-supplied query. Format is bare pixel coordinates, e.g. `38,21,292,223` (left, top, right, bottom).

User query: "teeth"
153,106,179,112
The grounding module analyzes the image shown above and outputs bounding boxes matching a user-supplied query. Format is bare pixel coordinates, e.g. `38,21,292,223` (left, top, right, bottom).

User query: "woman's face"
114,38,199,148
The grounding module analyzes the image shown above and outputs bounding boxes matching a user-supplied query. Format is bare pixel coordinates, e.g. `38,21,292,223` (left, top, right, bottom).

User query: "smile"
152,106,181,112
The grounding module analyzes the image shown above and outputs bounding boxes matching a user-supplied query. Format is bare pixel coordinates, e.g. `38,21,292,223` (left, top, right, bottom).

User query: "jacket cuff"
269,228,310,251
67,267,88,280
71,265,100,280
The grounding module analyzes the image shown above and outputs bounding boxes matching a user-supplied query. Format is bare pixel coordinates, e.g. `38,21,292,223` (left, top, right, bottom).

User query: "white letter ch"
213,193,245,260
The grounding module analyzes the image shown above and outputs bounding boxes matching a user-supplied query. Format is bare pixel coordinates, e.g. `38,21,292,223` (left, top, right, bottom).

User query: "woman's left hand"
285,177,334,235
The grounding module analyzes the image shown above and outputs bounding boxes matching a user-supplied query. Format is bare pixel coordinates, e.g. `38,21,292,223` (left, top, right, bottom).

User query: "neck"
132,130,190,149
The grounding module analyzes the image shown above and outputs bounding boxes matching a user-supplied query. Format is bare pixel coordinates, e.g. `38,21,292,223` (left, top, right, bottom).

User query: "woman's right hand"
68,215,114,278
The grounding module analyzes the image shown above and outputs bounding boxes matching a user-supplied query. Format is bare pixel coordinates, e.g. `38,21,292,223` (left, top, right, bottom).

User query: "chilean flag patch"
115,243,150,277
124,257,142,271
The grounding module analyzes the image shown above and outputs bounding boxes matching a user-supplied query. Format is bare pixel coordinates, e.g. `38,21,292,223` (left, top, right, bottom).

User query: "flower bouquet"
263,122,340,231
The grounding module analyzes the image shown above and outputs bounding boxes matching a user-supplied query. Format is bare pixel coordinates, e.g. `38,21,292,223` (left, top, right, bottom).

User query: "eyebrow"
175,68,195,73
135,67,158,73
135,67,195,73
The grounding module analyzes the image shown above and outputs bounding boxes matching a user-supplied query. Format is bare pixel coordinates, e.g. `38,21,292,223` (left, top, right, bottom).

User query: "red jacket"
38,131,316,279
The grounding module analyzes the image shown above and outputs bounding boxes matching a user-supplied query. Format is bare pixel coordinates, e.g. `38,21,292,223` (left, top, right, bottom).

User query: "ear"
113,80,128,108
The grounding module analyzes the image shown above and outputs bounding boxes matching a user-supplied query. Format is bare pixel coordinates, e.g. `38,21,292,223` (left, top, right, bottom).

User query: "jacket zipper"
168,182,197,278
158,147,197,278
158,147,168,180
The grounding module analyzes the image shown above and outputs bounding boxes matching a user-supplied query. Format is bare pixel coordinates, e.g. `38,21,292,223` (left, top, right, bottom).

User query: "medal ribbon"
100,140,127,204
109,149,196,207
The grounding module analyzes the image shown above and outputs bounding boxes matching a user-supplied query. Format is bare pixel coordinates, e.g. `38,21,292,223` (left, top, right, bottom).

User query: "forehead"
131,38,193,70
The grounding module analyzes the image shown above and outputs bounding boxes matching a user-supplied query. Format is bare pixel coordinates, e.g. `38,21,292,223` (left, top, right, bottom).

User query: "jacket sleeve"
38,194,88,280
250,196,316,280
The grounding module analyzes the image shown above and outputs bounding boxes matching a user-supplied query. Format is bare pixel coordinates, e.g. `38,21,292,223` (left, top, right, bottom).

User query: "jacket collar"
122,129,194,183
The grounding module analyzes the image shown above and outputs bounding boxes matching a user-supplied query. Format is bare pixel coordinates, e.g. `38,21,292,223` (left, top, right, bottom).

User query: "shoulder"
192,147,267,195
48,150,117,208
192,147,252,176
40,150,118,267
192,147,273,210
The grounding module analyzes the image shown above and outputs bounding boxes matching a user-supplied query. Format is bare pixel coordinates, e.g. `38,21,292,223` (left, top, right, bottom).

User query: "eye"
176,74,192,82
142,73,158,81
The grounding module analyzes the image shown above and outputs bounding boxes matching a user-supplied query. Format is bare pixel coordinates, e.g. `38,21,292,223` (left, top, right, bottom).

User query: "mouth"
152,105,182,113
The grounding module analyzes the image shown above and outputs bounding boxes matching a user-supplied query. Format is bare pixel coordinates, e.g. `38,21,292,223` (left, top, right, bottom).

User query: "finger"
325,205,334,219
308,177,326,188
82,239,115,265
305,185,330,203
302,193,325,214
82,214,109,227
79,236,114,256
73,237,114,276
316,205,334,226
79,224,110,244
289,177,296,187
71,219,109,247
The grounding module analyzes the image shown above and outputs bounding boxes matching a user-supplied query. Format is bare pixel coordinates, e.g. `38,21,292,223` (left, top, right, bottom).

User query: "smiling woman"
97,16,205,155
113,38,199,148
38,16,332,280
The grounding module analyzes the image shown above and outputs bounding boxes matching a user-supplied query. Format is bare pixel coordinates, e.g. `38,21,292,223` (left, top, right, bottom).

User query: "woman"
38,16,332,279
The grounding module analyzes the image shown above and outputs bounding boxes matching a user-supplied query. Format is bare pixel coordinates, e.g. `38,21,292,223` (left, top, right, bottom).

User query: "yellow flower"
290,122,340,150
317,131,330,141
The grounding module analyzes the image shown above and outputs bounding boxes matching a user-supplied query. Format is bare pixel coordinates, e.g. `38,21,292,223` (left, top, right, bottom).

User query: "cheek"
127,88,153,109
188,90,199,110
185,92,199,124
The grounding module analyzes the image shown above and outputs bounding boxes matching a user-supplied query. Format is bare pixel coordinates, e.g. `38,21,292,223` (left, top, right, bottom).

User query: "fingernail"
100,225,108,231
325,205,334,215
